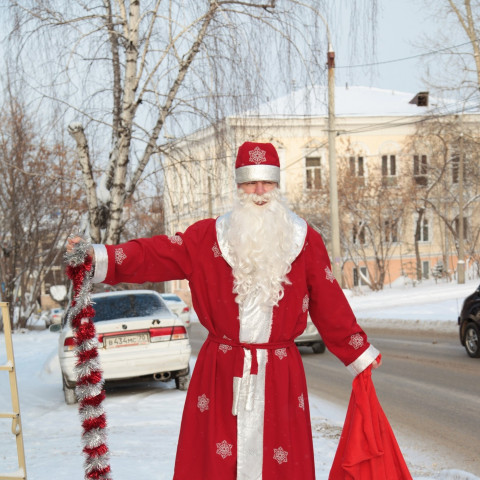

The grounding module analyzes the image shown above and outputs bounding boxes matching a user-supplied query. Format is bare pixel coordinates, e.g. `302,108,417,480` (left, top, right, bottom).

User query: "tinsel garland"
65,241,112,480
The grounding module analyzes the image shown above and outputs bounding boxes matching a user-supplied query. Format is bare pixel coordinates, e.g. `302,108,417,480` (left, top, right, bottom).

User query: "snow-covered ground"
0,277,479,479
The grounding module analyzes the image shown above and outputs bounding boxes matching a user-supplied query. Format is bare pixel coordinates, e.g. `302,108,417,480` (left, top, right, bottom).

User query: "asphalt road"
188,323,480,476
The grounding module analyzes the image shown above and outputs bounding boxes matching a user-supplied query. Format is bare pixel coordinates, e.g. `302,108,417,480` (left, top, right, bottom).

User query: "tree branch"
67,121,101,241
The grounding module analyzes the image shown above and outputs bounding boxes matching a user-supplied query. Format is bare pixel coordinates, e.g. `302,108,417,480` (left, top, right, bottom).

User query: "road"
188,323,480,475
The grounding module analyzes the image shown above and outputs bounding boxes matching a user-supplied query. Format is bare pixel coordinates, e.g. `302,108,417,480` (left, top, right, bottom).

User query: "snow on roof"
246,85,468,118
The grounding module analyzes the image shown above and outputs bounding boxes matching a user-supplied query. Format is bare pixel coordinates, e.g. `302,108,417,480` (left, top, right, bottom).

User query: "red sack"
329,363,412,480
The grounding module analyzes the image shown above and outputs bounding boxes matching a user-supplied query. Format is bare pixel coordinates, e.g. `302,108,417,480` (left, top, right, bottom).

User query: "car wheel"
312,341,326,354
63,377,77,405
175,374,190,391
465,324,480,358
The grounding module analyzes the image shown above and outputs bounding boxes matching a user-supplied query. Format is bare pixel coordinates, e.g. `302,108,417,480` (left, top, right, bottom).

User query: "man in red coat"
68,142,380,480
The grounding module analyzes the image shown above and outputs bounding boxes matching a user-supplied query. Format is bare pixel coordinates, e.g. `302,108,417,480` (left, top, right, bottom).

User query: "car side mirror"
49,324,61,333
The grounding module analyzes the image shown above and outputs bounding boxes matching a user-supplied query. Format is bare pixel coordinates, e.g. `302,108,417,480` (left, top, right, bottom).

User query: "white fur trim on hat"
235,165,280,184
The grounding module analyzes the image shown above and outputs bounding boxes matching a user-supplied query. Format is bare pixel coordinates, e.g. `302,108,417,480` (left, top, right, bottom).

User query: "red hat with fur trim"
235,142,280,184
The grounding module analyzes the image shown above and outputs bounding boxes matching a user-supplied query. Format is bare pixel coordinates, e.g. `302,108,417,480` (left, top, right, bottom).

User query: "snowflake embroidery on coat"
216,440,233,459
114,248,127,265
275,348,287,360
212,242,222,258
298,393,305,410
169,235,183,245
349,333,364,350
249,146,267,165
273,446,288,464
197,394,209,412
302,295,309,313
325,266,335,283
219,344,232,354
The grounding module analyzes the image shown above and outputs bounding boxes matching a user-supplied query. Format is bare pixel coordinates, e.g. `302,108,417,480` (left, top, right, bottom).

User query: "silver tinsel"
66,238,113,480
82,428,108,449
64,238,92,267
85,454,111,473
76,382,104,401
74,356,102,377
79,404,105,423
75,337,101,352
64,239,94,329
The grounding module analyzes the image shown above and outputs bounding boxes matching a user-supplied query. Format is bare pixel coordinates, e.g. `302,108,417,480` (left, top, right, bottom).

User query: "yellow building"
162,86,480,293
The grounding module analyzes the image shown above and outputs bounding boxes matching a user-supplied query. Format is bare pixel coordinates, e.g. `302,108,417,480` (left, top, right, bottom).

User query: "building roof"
246,85,471,118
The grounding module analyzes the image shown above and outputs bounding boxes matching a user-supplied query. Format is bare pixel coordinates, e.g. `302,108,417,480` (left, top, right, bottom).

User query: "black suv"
458,283,480,358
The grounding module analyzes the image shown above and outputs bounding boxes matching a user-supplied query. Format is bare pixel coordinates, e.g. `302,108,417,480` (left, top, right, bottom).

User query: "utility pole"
208,174,213,218
327,44,342,284
458,131,465,284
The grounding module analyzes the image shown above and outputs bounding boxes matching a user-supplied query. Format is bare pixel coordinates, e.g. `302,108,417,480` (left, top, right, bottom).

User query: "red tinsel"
82,414,108,430
66,252,112,480
80,392,106,408
84,444,109,457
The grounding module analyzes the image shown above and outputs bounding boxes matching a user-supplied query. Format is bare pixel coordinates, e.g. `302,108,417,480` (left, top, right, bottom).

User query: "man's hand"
66,235,94,260
371,355,382,370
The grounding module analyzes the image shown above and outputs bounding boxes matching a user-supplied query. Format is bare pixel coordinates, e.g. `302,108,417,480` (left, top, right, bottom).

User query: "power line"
280,97,480,172
336,41,475,69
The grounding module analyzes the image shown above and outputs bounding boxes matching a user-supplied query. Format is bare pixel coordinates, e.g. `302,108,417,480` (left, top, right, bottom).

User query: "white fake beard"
225,188,296,310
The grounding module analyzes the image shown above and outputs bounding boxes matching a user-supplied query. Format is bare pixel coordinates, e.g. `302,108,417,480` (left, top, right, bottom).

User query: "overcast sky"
334,0,459,95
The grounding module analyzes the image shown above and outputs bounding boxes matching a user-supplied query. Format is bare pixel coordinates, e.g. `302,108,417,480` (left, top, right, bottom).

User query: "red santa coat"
93,214,378,480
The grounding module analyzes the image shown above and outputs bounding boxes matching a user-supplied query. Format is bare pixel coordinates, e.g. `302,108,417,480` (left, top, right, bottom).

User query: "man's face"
238,181,277,205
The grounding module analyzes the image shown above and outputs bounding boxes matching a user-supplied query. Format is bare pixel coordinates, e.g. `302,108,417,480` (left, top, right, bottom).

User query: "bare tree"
420,0,480,96
405,114,480,280
447,0,480,87
289,142,411,291
336,153,411,291
8,0,378,243
0,92,81,328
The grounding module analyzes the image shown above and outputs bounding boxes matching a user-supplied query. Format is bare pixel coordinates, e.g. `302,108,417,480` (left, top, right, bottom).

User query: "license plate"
104,333,149,348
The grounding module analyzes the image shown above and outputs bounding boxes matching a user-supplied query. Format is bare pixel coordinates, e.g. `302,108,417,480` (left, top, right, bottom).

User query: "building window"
454,216,468,240
353,222,366,245
452,155,459,184
413,154,428,186
349,156,365,185
422,261,430,279
415,217,429,242
381,155,397,186
384,219,398,243
451,155,466,184
305,156,321,189
353,266,368,287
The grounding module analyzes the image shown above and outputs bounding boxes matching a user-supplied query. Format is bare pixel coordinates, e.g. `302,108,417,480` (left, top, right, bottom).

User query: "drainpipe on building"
458,131,465,284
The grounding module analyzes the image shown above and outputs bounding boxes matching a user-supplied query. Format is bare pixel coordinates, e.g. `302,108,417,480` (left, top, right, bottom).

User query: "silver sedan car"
295,315,325,354
55,290,191,404
160,293,192,328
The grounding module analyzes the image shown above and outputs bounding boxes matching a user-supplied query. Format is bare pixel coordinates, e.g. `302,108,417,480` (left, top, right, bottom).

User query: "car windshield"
92,293,167,322
162,294,182,302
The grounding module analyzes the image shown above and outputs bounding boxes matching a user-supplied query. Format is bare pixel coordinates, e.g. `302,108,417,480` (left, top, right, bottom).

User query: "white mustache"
237,189,278,206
